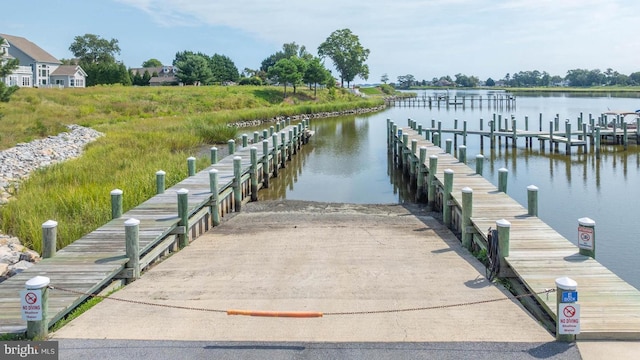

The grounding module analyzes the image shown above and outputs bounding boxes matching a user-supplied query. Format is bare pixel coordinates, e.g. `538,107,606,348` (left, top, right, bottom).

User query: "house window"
78,79,84,87
56,79,65,86
9,76,18,86
22,77,30,86
70,78,75,87
41,79,47,85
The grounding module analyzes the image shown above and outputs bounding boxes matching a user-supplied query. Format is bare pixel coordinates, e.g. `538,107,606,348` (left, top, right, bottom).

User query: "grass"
0,85,384,252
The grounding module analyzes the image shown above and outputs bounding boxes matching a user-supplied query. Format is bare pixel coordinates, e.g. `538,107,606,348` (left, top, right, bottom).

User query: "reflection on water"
258,114,418,204
250,90,640,290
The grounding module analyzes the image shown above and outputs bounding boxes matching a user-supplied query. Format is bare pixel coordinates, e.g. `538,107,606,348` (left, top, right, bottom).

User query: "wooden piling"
461,187,473,250
228,139,235,155
42,220,57,259
156,170,165,194
125,218,141,281
497,219,511,278
428,155,438,209
25,276,50,340
417,147,427,202
187,156,196,176
209,169,220,226
443,169,454,227
527,185,538,216
262,140,270,188
233,156,242,212
498,168,508,193
177,188,189,248
110,189,123,219
250,147,258,201
210,147,218,164
475,154,484,175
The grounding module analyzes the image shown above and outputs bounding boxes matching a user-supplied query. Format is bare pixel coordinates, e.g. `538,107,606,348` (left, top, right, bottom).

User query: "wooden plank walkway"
0,121,307,334
397,124,640,340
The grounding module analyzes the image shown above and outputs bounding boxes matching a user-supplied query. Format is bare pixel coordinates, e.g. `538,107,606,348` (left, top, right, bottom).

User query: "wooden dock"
385,94,516,109
390,119,640,340
0,119,311,334
408,113,640,156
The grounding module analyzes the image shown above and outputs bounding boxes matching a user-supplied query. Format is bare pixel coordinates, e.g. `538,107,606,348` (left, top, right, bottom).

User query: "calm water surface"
257,90,640,290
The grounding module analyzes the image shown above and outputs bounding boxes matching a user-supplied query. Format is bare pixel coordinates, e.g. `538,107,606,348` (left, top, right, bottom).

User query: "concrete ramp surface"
52,200,553,343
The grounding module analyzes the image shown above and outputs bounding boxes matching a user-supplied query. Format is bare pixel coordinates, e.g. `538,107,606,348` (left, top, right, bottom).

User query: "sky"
3,0,639,84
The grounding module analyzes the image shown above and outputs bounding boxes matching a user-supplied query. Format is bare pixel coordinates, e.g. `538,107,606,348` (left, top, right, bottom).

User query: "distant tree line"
63,29,371,96
390,68,640,89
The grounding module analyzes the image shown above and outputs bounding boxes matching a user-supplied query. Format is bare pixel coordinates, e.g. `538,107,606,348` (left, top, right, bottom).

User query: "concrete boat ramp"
51,200,640,359
52,200,552,342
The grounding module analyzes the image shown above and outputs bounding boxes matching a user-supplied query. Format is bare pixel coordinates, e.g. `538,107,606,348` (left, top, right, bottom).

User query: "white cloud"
115,0,640,80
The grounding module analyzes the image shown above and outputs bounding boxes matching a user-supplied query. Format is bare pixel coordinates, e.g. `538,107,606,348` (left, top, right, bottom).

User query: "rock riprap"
0,124,103,204
0,125,103,282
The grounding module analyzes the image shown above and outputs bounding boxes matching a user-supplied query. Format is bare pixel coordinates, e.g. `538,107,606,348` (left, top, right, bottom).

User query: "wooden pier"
385,93,516,109
0,118,312,334
390,119,640,340
409,112,640,156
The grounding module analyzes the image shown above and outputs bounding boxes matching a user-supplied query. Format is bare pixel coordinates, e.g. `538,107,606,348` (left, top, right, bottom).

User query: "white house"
50,65,87,88
0,33,87,88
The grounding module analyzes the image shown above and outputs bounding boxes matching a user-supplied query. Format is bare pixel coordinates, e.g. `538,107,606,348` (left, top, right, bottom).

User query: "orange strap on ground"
227,309,323,318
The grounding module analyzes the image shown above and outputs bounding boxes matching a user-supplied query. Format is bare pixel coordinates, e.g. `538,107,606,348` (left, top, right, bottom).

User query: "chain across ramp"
49,285,555,318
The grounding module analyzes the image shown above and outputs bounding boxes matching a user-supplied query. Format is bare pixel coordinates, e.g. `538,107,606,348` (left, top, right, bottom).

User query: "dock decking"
393,121,640,340
0,120,310,334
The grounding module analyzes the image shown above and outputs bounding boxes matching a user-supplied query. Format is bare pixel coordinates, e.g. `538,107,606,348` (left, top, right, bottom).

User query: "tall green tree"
304,57,332,97
174,52,212,85
142,58,163,68
69,34,126,86
69,34,120,64
318,29,370,88
267,58,303,97
209,53,239,84
260,42,310,72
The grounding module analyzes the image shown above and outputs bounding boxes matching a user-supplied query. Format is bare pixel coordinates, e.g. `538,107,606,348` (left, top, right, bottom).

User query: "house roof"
0,33,61,64
149,76,178,84
51,65,87,77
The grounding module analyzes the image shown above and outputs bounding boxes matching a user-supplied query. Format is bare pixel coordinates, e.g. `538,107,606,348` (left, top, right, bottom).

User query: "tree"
174,52,212,85
318,28,370,88
380,73,389,84
396,74,415,89
142,58,162,68
0,46,19,102
629,72,640,86
267,58,304,97
303,57,331,97
260,42,310,72
209,53,239,84
83,62,131,86
454,73,478,87
69,34,120,64
485,78,495,87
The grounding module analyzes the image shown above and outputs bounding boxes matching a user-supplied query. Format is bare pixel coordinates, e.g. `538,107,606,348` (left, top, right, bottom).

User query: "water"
256,89,640,290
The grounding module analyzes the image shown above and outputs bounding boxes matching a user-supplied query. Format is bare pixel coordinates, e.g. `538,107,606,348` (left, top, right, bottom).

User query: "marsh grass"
0,85,383,252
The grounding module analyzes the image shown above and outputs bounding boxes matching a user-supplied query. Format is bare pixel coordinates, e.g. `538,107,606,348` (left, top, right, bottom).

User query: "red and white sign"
558,303,580,335
578,226,593,250
20,289,43,321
